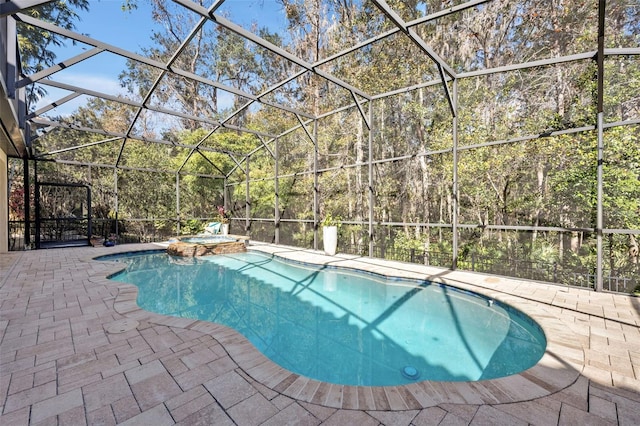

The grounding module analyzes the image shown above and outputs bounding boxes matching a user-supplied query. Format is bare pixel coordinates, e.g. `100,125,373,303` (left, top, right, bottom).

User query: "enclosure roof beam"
350,91,370,130
370,0,456,116
230,113,316,176
36,78,138,106
178,128,221,174
29,117,239,156
371,80,443,101
195,149,227,177
38,136,121,157
116,0,224,168
256,135,275,159
172,0,372,100
178,65,307,170
371,0,456,79
183,68,309,172
406,0,492,29
225,152,245,178
38,157,226,178
295,114,315,146
185,65,312,168
604,47,640,56
26,92,82,120
149,103,278,138
16,47,104,88
0,0,53,17
34,79,277,139
13,13,314,119
459,52,597,79
231,0,492,140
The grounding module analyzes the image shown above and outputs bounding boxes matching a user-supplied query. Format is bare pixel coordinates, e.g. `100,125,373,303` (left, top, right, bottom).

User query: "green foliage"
321,212,342,227
180,219,206,236
391,232,424,251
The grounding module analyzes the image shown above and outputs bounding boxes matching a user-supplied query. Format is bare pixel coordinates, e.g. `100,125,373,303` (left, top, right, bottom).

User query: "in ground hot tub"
167,234,248,257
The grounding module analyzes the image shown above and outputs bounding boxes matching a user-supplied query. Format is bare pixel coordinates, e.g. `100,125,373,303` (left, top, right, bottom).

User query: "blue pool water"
104,250,546,386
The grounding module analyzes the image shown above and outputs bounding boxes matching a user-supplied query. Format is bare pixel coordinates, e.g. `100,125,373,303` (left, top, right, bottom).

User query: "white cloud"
33,73,127,118
57,73,126,96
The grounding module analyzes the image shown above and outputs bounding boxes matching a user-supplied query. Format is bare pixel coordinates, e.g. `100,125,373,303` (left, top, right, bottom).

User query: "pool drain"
402,366,420,380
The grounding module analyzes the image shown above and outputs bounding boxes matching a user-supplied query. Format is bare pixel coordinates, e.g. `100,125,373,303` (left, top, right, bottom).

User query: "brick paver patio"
1,243,639,425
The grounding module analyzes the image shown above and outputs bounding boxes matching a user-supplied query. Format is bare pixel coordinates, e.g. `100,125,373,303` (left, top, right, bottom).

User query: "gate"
35,182,92,249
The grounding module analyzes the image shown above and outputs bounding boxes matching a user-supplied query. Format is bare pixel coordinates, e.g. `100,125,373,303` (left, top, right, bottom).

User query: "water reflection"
108,251,546,386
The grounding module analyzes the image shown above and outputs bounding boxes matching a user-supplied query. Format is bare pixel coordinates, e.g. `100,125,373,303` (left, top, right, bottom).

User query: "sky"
33,0,289,117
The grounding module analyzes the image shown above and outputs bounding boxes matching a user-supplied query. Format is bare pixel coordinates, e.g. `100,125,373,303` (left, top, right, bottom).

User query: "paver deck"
1,243,639,425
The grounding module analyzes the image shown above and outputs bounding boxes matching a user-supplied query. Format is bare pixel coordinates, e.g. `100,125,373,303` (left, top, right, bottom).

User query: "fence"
8,219,638,294
340,241,638,294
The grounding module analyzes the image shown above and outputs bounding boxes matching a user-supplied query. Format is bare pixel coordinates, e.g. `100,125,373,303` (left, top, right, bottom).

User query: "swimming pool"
106,250,546,386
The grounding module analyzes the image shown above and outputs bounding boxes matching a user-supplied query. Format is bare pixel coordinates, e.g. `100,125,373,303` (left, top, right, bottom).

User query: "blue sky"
34,0,289,116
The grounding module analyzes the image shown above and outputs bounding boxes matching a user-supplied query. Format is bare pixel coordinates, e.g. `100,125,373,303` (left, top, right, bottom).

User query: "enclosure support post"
313,119,319,251
23,156,30,248
175,173,180,235
34,161,40,249
368,101,374,257
595,0,606,292
274,138,280,245
114,168,119,238
86,184,92,242
223,176,228,211
452,79,459,270
245,156,250,234
596,112,604,292
223,175,228,230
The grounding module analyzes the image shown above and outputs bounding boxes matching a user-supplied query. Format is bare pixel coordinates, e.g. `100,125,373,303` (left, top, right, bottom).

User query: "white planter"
220,223,229,235
322,226,338,255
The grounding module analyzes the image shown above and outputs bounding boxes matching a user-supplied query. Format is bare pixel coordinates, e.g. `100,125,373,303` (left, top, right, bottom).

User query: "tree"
17,0,89,106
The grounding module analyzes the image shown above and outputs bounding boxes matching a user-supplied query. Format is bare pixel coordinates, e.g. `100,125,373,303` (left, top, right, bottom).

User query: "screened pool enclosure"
1,0,639,293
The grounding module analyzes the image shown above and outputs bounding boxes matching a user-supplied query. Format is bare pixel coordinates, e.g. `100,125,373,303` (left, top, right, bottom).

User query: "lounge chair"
204,221,221,234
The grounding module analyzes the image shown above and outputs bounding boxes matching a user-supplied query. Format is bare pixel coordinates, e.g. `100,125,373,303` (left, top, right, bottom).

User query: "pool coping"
97,243,585,410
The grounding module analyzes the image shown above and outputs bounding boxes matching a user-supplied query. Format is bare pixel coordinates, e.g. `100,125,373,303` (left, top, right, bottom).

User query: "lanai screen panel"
371,90,451,161
317,108,368,171
456,64,596,148
87,166,117,219
603,233,640,293
178,175,223,221
271,128,316,246
602,124,640,230
375,153,453,224
260,72,358,117
411,0,599,74
246,147,277,243
604,56,640,122
457,136,596,229
319,30,441,96
247,148,276,220
604,2,640,49
457,228,598,287
117,168,176,219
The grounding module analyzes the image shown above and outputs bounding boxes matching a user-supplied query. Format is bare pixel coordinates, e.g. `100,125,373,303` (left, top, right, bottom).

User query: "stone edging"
92,244,584,410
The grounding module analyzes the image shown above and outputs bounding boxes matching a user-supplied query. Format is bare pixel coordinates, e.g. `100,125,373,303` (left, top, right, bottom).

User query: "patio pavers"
0,243,639,425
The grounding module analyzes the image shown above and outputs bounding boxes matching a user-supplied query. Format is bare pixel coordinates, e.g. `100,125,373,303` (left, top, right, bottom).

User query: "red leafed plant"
217,205,230,223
